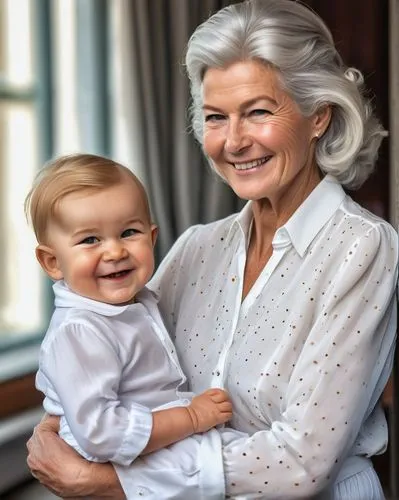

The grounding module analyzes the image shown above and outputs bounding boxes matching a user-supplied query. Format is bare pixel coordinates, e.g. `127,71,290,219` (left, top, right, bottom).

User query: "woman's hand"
26,414,125,499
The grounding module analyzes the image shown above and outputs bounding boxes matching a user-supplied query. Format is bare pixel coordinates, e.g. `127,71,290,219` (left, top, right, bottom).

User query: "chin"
230,187,267,202
224,177,270,200
112,296,134,305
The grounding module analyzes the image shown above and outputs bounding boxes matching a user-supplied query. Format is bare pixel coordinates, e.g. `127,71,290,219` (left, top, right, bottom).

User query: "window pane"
0,0,47,350
52,0,79,153
0,101,45,341
0,0,33,88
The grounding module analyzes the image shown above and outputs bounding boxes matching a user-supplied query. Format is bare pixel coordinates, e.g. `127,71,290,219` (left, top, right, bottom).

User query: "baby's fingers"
218,401,233,413
207,388,230,403
218,411,233,424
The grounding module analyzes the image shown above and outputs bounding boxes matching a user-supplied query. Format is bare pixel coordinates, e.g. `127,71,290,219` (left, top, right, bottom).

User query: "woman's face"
202,60,323,205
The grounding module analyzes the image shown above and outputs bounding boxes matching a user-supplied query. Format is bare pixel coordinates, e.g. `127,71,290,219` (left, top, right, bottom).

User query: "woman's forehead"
202,60,288,108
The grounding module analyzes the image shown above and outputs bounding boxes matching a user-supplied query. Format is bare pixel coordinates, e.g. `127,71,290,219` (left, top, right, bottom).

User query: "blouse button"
216,370,221,376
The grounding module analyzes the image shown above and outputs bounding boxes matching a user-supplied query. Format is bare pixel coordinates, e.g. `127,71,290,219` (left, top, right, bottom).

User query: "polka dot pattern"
150,176,398,497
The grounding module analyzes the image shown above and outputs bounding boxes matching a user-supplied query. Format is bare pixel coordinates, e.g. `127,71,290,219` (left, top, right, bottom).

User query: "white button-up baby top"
36,281,193,466
140,175,397,498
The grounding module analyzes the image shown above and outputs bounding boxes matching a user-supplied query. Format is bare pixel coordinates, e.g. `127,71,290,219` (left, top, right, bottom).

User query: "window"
0,0,132,399
0,1,151,493
0,0,136,383
0,0,51,355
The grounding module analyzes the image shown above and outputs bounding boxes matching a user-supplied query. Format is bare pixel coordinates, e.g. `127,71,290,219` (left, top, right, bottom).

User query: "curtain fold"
127,0,243,260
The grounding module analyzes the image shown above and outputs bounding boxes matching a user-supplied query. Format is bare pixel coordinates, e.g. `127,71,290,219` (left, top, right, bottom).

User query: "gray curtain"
128,0,244,260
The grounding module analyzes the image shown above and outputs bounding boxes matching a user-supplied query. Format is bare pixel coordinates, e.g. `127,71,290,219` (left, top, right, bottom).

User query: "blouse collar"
228,175,347,257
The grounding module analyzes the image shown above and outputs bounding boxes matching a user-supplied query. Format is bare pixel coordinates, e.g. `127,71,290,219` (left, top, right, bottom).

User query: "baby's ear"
35,245,63,280
150,224,158,247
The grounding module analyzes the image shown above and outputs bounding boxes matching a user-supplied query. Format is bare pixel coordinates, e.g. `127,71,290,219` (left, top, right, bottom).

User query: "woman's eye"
205,113,226,122
249,109,270,117
79,236,99,245
121,228,139,238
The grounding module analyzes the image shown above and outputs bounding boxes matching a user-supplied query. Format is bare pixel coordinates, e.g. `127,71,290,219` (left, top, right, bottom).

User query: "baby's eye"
79,236,99,245
121,228,140,238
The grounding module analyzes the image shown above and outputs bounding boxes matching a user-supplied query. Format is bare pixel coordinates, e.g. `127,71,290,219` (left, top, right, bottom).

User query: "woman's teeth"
234,156,270,170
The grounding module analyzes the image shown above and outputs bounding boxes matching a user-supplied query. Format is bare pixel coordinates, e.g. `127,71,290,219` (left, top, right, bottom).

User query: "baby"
25,153,232,466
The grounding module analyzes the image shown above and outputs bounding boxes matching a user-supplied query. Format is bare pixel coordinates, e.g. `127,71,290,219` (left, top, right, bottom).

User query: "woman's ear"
313,104,332,138
35,245,63,280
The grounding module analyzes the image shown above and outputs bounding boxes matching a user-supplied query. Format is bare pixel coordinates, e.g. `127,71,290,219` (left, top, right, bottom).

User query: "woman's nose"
224,120,251,154
103,240,128,261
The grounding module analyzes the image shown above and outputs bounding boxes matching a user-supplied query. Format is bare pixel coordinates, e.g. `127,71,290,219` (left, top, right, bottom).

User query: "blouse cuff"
111,402,153,466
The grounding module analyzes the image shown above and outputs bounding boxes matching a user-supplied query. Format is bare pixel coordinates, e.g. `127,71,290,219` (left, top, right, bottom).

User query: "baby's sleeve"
39,321,152,465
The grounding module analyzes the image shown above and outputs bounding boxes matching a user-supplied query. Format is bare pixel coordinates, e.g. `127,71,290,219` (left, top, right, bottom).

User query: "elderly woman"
27,0,397,498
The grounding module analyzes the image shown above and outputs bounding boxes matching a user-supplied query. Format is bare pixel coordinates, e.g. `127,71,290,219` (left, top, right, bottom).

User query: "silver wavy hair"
185,0,386,189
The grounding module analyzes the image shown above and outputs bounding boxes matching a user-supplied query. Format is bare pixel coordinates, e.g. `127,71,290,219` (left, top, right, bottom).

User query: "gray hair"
185,0,386,189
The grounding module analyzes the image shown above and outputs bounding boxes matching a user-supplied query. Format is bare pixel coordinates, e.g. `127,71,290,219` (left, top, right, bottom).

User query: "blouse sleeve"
40,322,152,466
217,222,398,498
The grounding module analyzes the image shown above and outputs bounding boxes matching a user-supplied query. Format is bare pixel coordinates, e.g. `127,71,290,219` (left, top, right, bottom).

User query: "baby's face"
45,181,157,305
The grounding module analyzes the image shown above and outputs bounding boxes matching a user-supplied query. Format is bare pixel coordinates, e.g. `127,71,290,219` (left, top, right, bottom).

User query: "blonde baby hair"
25,153,151,244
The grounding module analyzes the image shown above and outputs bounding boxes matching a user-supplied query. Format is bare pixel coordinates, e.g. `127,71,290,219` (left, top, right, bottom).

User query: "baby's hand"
186,388,233,433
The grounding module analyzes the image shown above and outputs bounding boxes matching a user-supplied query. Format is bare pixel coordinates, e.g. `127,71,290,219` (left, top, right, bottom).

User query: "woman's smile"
203,60,319,205
230,155,273,172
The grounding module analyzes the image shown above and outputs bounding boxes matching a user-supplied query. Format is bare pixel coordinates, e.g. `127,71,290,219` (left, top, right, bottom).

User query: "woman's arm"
27,416,125,499
27,415,225,499
27,391,232,497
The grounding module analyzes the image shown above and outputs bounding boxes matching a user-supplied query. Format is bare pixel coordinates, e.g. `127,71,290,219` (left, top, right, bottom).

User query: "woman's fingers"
40,412,61,431
26,419,88,497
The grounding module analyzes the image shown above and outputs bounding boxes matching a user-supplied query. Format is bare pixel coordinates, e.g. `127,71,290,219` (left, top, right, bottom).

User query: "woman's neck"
249,168,322,251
